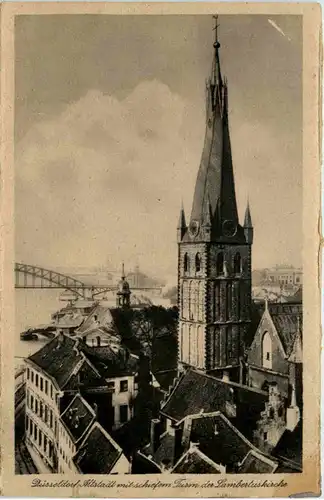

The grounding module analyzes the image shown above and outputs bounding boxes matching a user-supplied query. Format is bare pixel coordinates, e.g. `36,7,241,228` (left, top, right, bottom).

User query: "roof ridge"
190,368,268,396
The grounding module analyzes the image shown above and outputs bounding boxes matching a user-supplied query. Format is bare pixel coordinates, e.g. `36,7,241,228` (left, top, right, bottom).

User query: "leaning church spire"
188,16,243,243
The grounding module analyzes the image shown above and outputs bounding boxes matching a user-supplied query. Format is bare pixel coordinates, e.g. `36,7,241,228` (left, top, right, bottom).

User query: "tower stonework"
177,22,253,382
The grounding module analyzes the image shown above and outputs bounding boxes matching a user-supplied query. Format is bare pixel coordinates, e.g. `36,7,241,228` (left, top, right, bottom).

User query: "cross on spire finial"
212,15,220,49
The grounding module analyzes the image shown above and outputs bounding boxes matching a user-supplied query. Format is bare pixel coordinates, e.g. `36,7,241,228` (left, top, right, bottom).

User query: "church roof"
267,303,302,358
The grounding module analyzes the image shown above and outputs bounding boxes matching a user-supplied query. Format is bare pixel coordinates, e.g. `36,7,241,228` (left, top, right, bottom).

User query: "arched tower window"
262,332,272,369
184,253,189,273
195,253,201,273
234,252,242,274
216,252,224,275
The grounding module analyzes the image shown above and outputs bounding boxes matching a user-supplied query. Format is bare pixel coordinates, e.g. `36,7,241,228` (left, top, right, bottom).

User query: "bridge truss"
14,263,161,299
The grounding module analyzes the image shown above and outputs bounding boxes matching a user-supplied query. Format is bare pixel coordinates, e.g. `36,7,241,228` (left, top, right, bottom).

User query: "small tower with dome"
116,262,131,308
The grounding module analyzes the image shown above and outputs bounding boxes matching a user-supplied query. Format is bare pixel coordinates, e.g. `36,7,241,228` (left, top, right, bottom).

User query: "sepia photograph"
0,3,320,497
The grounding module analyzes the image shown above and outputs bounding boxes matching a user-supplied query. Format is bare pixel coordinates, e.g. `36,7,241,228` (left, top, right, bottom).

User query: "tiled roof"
28,335,85,389
238,450,277,473
161,369,267,425
272,421,302,470
172,446,223,474
27,334,106,389
61,393,96,443
77,305,115,334
81,343,139,378
188,412,253,469
74,422,124,474
153,431,179,469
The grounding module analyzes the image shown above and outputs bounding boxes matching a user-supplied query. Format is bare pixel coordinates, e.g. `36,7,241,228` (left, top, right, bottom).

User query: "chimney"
57,331,65,345
174,426,184,465
150,419,162,453
181,417,193,450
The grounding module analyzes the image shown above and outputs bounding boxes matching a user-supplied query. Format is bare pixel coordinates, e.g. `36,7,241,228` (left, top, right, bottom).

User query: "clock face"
222,219,237,238
189,220,200,238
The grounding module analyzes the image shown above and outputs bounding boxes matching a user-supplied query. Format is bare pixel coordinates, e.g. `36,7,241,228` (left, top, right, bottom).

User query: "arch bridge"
15,263,162,299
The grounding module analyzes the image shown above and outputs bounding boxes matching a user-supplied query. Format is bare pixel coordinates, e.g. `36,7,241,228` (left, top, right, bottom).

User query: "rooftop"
161,369,267,427
238,450,278,473
28,334,86,389
74,422,124,474
171,446,223,474
61,393,96,443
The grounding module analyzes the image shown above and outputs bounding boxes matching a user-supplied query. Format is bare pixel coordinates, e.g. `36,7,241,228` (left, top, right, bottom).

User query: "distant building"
265,266,302,286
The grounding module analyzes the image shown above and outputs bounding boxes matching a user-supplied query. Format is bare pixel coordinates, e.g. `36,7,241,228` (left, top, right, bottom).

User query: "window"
269,407,275,419
234,252,242,274
35,374,39,387
44,435,48,453
96,336,101,347
30,395,34,411
195,253,201,273
50,384,53,399
40,377,43,391
107,381,115,391
184,253,189,273
35,399,38,415
27,368,30,380
262,332,272,369
34,425,37,442
40,402,44,419
263,432,268,442
119,404,128,423
50,410,53,429
31,371,34,383
44,405,48,424
216,252,224,275
45,380,48,395
120,380,128,393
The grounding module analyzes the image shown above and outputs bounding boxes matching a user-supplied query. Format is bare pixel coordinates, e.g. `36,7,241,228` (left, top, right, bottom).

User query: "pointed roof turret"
188,16,243,243
177,202,186,230
244,200,253,228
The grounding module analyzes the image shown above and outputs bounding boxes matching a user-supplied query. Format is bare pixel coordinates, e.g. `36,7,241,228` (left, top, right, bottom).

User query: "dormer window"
195,253,201,273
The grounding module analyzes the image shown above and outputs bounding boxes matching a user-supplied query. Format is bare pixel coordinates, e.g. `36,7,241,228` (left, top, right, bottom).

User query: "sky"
15,14,302,283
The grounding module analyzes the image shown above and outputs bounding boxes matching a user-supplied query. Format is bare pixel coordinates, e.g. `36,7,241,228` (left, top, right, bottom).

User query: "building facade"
177,26,253,381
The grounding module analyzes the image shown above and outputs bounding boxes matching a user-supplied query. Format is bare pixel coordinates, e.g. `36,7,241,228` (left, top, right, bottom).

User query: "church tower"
177,18,253,382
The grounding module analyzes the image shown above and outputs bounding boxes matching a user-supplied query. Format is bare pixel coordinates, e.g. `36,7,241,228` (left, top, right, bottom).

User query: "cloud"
268,19,292,41
16,78,301,278
15,81,203,276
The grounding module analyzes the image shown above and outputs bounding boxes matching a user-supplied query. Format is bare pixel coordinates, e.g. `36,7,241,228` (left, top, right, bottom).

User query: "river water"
15,289,63,367
15,289,172,369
